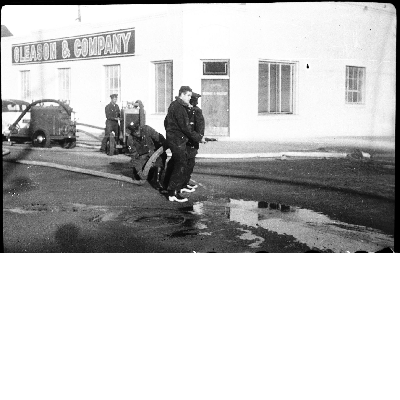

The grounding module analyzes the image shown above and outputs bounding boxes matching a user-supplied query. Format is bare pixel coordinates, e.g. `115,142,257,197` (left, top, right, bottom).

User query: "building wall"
247,2,396,140
1,3,395,141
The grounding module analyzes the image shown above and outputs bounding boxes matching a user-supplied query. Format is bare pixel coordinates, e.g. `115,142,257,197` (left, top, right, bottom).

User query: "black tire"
106,138,111,155
32,131,50,148
61,140,76,149
68,140,76,149
106,137,117,156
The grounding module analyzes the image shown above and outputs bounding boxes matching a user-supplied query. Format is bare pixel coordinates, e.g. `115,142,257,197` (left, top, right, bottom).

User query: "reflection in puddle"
190,199,394,253
237,228,265,249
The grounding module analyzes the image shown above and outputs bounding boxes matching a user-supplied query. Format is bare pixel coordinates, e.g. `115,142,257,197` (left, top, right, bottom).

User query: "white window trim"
57,67,71,103
104,64,121,102
20,70,31,102
152,60,173,115
345,65,366,105
201,59,230,79
258,59,298,115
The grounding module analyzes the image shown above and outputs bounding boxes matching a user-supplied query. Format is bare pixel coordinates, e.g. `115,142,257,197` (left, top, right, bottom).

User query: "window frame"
104,64,121,101
153,60,173,114
202,59,230,79
203,61,229,76
20,70,31,102
345,66,366,105
258,60,296,115
58,67,71,103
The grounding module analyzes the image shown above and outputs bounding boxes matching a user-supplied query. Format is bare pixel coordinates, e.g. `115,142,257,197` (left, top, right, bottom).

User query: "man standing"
183,92,205,192
164,86,202,202
100,94,120,153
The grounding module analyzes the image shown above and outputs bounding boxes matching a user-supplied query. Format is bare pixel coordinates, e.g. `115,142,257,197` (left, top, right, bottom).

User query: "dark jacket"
105,102,120,121
164,97,202,146
127,125,166,172
187,105,205,150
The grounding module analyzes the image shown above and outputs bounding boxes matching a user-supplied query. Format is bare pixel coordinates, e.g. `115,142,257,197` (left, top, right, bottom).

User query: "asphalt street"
3,144,396,253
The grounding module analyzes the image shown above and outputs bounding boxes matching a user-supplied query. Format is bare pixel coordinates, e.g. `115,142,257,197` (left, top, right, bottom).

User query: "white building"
1,3,396,142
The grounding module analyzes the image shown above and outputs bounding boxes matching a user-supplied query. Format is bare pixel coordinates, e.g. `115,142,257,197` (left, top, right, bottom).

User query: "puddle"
4,199,393,252
189,199,394,253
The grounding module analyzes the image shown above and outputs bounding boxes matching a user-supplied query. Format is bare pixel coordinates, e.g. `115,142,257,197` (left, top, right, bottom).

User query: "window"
346,66,365,104
20,70,31,101
105,65,121,100
258,61,295,114
203,61,228,75
154,61,173,113
58,68,71,102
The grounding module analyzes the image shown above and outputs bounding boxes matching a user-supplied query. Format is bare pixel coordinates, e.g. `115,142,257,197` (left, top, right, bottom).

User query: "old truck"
4,99,77,148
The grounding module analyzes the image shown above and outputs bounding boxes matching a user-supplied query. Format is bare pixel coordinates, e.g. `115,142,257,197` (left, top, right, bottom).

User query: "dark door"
201,79,229,137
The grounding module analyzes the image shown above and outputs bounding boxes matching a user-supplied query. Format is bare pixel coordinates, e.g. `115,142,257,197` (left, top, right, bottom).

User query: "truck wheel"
106,138,116,156
32,131,50,148
68,140,76,149
106,139,111,155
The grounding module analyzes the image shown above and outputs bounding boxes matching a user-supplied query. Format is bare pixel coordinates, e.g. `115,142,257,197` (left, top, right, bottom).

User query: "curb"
76,142,351,159
196,151,349,159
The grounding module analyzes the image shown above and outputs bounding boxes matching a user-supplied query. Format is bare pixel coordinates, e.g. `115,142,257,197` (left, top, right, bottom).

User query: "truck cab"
5,99,77,148
2,99,31,139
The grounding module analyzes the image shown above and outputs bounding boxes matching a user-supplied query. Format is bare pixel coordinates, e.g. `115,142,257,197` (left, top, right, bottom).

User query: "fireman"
184,92,205,191
126,122,167,189
162,86,202,202
100,94,120,152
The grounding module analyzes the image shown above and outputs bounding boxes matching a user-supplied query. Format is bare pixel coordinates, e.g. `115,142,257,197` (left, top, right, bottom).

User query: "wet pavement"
4,196,394,253
188,198,393,253
3,143,396,253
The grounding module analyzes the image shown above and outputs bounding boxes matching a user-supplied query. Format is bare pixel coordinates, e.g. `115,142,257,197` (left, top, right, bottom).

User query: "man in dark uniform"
182,92,205,192
100,94,120,152
126,122,167,188
163,86,202,203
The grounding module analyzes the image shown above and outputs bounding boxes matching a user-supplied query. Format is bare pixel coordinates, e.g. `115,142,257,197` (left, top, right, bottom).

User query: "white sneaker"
180,186,195,193
168,194,188,202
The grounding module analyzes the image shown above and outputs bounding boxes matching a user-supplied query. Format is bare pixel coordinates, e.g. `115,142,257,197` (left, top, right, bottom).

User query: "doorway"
201,79,229,137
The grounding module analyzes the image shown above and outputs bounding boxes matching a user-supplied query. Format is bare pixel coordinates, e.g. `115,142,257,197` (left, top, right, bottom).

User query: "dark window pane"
155,62,173,113
157,64,166,113
166,62,173,108
203,62,227,75
258,63,269,113
281,64,291,112
270,64,278,112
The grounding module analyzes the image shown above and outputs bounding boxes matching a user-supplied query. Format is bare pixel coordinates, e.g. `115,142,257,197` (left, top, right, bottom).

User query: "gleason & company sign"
12,28,135,65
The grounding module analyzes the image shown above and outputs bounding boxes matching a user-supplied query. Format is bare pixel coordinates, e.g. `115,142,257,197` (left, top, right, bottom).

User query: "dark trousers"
183,147,198,186
100,120,119,150
165,142,188,192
